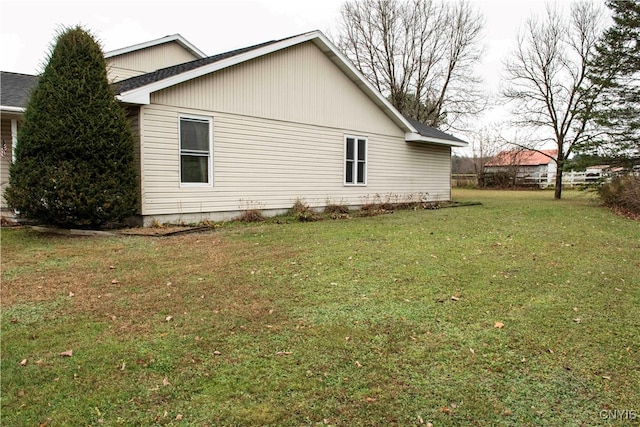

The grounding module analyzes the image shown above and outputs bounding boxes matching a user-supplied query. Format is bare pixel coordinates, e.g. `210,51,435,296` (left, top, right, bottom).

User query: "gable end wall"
137,42,451,221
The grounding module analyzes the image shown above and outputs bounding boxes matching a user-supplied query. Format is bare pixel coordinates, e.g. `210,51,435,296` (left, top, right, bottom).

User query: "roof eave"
0,105,26,113
405,132,468,148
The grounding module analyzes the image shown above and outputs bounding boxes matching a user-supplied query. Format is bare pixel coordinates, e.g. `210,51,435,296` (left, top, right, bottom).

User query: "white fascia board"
405,132,468,148
105,34,207,59
0,106,25,113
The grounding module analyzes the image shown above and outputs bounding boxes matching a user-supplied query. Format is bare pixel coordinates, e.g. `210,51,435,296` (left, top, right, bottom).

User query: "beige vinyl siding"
138,104,451,217
151,42,403,137
107,67,144,82
107,42,200,82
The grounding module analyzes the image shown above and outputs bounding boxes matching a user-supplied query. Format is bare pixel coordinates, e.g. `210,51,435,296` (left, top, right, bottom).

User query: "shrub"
237,210,265,223
5,26,137,227
597,175,640,215
291,199,320,222
324,203,350,215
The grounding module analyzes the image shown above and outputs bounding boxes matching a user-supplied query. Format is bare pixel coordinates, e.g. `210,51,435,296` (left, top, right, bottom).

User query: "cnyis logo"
599,409,637,420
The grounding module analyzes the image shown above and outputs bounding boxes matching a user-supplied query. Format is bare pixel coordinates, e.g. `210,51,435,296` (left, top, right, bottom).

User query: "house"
1,30,467,225
484,149,557,187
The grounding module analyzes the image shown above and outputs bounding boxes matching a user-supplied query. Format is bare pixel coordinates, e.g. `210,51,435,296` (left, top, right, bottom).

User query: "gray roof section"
1,71,39,109
403,115,466,144
114,39,283,95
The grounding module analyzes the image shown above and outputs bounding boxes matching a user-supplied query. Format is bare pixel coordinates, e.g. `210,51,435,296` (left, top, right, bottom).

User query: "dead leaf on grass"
175,414,183,420
20,359,27,366
365,397,376,402
355,361,362,368
162,377,171,386
451,296,460,301
213,350,222,356
494,322,505,329
276,351,293,356
165,315,173,322
59,350,73,357
111,279,120,284
573,318,582,323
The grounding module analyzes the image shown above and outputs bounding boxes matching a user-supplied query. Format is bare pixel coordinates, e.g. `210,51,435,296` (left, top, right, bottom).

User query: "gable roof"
0,71,39,112
114,30,467,148
113,39,282,94
105,34,207,60
485,149,558,167
403,116,467,145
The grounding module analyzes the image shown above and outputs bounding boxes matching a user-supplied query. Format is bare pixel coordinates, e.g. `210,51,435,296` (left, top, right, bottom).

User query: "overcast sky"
0,0,593,143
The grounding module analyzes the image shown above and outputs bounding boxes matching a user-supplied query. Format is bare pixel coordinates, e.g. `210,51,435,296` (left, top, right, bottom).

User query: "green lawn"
1,189,639,426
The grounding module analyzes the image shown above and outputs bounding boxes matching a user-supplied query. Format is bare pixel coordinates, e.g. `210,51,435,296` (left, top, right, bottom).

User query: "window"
180,115,212,185
345,135,367,185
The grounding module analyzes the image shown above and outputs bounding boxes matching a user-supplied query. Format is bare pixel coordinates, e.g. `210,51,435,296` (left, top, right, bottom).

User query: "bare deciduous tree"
502,2,606,199
336,0,485,129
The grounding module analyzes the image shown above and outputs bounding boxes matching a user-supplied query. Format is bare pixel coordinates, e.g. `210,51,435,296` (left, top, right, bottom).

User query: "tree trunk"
554,168,563,199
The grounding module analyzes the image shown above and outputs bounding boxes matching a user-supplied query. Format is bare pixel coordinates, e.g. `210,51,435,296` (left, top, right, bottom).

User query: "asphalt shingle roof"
113,39,283,95
403,115,466,144
1,71,39,109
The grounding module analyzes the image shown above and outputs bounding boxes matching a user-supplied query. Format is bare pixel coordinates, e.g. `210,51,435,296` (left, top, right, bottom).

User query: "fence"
453,171,604,189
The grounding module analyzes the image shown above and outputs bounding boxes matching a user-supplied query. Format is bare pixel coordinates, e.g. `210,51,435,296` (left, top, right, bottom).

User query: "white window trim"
344,134,368,186
179,114,213,187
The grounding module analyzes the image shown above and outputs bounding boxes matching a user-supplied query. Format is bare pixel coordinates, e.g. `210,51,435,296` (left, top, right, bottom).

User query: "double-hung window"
180,115,213,185
345,135,367,185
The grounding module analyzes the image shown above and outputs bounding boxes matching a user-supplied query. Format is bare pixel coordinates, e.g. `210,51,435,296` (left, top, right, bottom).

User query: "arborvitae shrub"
5,26,137,227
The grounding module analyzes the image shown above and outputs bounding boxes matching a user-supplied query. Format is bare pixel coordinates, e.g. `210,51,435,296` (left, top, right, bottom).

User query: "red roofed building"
484,149,558,187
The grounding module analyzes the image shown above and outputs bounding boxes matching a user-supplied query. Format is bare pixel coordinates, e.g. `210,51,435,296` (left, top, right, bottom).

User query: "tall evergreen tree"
5,26,137,227
587,0,640,156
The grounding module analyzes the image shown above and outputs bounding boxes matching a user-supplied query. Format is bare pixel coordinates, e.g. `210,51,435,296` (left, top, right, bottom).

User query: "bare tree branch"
502,1,606,199
336,0,485,130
